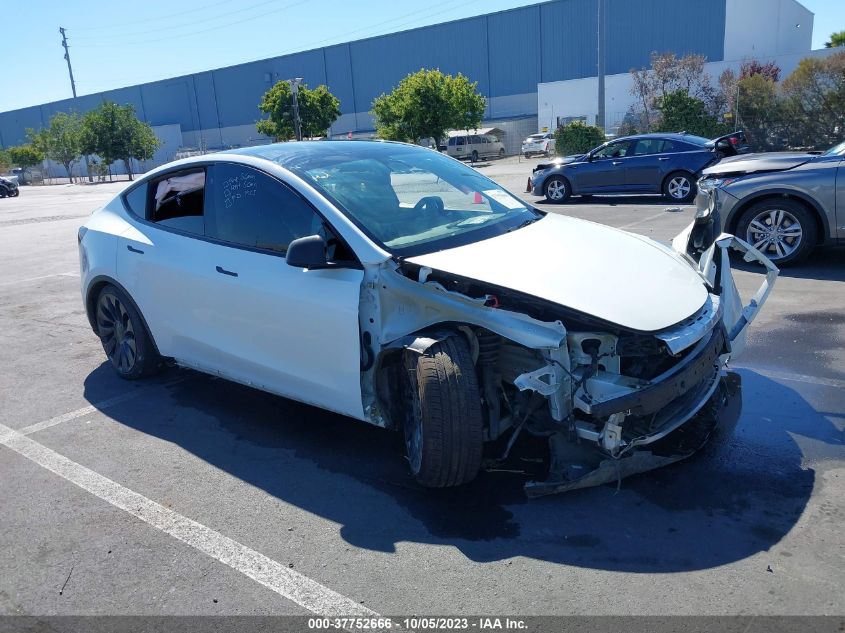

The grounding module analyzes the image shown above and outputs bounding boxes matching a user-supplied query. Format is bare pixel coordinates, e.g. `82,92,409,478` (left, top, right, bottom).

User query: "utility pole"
59,27,77,98
60,27,92,182
596,0,606,132
289,77,303,141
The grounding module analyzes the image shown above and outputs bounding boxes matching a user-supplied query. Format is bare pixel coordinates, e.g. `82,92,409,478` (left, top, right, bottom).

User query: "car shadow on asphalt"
731,246,845,282
82,364,841,572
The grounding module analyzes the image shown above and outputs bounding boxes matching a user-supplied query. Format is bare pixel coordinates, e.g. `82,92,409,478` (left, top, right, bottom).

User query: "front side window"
206,163,323,253
247,143,541,257
592,141,629,159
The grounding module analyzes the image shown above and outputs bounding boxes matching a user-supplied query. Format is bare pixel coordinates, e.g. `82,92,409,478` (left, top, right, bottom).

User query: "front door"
575,140,632,192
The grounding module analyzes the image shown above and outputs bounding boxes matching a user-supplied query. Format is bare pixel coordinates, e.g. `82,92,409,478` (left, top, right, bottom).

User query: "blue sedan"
529,132,748,203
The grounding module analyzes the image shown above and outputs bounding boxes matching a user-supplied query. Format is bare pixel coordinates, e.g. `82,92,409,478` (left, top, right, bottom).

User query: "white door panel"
118,223,365,420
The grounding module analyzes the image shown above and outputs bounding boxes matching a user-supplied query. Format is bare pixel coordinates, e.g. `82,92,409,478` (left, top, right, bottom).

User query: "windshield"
241,142,541,257
527,134,545,141
823,141,845,156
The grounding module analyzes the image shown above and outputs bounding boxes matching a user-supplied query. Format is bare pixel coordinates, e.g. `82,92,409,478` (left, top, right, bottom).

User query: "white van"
446,133,506,161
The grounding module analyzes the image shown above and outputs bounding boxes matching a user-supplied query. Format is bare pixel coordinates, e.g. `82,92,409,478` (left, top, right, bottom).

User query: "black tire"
403,336,484,488
736,198,817,266
543,175,571,203
663,171,696,203
10,189,19,197
524,153,531,159
498,148,505,158
95,284,161,379
471,150,479,163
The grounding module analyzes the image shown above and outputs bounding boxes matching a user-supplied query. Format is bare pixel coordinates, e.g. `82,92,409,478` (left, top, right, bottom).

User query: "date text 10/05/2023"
307,617,528,631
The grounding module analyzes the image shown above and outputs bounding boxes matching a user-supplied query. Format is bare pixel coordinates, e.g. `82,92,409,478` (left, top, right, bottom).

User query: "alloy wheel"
97,293,137,374
667,176,691,200
546,179,566,201
746,208,803,261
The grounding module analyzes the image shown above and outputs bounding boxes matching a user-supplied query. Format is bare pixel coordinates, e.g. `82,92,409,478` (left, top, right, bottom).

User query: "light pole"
289,77,303,141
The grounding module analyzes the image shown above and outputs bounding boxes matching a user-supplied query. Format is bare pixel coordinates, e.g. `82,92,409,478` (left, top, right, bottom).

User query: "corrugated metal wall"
0,0,726,149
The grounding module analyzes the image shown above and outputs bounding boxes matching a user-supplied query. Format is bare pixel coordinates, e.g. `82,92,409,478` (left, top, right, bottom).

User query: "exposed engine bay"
361,228,778,496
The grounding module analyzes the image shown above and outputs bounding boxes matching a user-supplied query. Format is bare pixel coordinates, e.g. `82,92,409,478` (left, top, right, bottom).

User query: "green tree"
7,144,44,181
28,112,84,182
0,148,10,172
656,90,728,138
735,74,786,150
780,51,845,148
257,81,341,141
825,31,845,48
554,120,606,155
371,68,486,144
81,102,160,180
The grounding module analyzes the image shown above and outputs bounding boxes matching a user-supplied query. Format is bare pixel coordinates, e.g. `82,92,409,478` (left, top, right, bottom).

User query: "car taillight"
729,136,739,146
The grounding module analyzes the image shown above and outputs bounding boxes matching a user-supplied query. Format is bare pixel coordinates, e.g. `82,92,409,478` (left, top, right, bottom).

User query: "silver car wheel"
746,208,803,260
546,179,566,200
667,176,691,200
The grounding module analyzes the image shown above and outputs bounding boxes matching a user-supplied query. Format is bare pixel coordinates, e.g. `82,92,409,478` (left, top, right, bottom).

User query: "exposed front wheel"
544,176,570,203
663,172,695,202
96,284,161,379
403,336,484,488
736,199,817,266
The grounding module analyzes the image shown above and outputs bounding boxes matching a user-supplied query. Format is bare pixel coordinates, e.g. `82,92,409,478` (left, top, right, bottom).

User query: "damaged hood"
407,213,708,332
704,151,814,176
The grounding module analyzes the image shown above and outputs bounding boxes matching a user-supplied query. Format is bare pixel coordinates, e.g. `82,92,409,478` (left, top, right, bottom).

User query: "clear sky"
1,0,843,113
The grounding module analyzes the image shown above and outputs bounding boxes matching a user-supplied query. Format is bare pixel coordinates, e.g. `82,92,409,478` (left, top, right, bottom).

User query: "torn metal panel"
375,263,567,350
713,233,779,358
655,295,722,355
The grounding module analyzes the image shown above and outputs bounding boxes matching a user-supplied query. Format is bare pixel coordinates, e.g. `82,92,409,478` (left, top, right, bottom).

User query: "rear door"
625,138,670,191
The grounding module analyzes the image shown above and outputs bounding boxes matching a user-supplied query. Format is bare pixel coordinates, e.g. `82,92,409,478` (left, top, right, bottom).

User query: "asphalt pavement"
0,167,843,622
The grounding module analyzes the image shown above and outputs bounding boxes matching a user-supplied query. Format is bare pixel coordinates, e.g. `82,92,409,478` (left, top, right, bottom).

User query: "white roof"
447,127,504,137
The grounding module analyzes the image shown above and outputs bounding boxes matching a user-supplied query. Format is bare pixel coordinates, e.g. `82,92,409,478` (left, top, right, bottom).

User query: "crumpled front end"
363,218,777,496
519,226,778,495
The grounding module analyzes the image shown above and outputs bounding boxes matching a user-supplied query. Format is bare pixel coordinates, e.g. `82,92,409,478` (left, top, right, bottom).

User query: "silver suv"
696,141,845,266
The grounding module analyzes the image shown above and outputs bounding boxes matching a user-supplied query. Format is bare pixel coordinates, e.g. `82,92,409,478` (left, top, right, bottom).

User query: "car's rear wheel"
663,171,696,202
471,150,479,162
403,336,483,488
544,176,570,203
11,189,19,197
96,284,160,379
736,199,817,266
499,148,505,158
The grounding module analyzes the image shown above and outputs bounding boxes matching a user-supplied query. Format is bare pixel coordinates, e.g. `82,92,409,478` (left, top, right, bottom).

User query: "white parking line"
733,365,845,390
0,420,378,618
17,377,188,437
0,271,79,287
619,210,677,230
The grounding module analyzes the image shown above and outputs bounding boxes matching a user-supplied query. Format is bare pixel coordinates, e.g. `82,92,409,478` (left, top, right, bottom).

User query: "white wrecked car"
78,141,777,493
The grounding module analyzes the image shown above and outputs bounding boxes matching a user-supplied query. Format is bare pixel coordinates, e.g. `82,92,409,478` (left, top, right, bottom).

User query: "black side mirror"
286,234,328,269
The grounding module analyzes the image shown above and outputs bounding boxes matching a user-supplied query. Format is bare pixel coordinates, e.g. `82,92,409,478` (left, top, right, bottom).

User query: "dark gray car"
694,140,845,266
530,131,748,203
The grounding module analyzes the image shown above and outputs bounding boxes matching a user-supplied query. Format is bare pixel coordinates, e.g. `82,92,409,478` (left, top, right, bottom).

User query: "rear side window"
123,183,148,216
206,163,322,253
146,168,207,235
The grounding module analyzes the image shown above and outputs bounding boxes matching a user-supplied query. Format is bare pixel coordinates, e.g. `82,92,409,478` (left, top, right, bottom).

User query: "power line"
71,0,310,48
263,0,484,61
70,0,282,41
66,0,487,93
68,0,234,31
